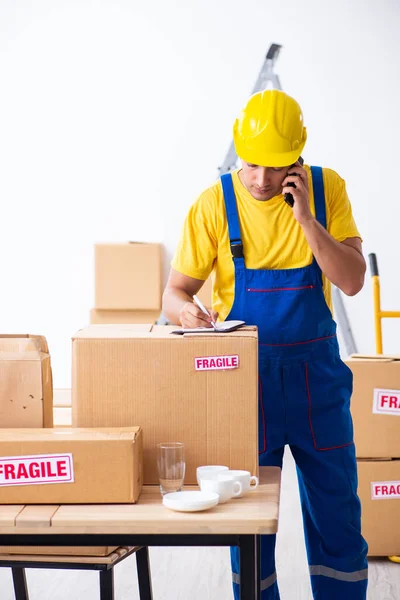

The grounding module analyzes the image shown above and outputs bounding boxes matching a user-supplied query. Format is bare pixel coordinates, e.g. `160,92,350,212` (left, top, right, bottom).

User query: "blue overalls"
222,168,368,600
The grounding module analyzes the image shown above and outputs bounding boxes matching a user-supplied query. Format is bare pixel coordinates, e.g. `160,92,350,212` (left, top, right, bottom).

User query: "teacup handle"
232,481,243,497
250,476,259,489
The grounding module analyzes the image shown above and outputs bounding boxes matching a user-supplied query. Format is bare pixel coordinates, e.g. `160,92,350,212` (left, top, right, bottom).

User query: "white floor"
1,448,399,599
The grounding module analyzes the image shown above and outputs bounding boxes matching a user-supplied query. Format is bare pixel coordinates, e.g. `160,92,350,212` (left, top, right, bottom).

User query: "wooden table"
0,466,281,600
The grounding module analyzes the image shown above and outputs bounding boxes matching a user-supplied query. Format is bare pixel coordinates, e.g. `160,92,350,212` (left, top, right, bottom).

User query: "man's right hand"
179,302,219,329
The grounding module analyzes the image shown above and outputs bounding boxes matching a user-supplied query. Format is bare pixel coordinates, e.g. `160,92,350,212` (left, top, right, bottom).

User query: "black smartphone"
284,156,304,207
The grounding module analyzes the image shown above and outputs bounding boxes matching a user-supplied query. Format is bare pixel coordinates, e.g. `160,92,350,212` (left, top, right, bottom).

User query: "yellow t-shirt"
171,166,361,321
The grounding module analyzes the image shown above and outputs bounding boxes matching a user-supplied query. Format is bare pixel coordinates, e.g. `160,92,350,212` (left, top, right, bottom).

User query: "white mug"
200,475,243,504
224,470,259,497
196,465,229,486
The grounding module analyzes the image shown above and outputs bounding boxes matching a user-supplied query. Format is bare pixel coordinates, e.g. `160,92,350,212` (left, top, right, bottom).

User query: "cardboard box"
90,308,160,325
95,243,162,310
72,324,258,484
346,355,400,458
358,458,400,556
0,546,118,557
0,427,143,504
0,335,53,428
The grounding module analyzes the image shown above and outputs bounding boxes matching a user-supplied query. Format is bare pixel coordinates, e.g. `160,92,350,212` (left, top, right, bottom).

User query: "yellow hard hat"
233,89,307,167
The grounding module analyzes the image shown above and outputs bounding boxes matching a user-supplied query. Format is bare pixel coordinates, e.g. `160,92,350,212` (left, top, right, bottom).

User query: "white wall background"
0,0,399,388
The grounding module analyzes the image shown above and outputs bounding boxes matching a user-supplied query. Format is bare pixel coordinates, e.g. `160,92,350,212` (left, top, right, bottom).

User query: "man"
162,89,368,599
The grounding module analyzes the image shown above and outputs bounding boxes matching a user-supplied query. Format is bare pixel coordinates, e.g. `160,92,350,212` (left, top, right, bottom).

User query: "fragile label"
0,453,74,487
373,388,400,416
195,354,239,371
372,481,400,499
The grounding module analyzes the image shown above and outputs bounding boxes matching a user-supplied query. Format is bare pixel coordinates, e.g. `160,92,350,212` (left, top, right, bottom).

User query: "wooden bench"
0,546,152,600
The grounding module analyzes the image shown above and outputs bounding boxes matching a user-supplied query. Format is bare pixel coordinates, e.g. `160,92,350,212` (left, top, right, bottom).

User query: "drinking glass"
157,442,185,496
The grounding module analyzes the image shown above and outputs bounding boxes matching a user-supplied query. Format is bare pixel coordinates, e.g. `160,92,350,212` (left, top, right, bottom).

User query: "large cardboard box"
0,427,142,504
0,546,118,557
72,324,258,484
346,354,400,458
0,335,53,428
95,243,162,310
90,308,160,325
358,458,400,556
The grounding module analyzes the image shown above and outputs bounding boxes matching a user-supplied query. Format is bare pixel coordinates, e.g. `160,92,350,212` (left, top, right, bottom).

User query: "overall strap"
310,166,326,278
221,173,245,265
310,166,327,229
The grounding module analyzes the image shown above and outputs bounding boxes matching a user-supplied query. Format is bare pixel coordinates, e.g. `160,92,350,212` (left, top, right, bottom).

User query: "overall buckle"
230,240,244,259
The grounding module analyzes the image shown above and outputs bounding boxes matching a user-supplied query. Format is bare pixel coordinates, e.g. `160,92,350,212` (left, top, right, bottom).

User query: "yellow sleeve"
324,169,362,242
171,187,218,280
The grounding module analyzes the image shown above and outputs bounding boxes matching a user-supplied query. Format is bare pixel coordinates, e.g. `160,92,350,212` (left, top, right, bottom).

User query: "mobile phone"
284,156,304,208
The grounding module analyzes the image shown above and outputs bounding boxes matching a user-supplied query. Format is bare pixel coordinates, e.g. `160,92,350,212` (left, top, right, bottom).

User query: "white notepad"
171,320,246,335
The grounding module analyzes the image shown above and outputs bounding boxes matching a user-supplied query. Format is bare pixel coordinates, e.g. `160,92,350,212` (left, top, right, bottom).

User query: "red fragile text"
372,481,400,499
195,355,239,371
379,395,400,410
373,389,400,415
0,460,67,479
0,454,73,486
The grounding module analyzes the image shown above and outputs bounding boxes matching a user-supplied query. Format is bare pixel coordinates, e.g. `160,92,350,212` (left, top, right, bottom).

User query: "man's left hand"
282,161,314,226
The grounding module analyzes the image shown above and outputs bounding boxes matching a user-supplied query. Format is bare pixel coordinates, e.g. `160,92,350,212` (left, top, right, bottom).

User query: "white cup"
200,475,243,504
224,470,259,497
196,465,229,486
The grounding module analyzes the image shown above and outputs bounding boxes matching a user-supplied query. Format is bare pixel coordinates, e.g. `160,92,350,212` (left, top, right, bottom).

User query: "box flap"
347,353,400,362
32,336,49,354
128,241,161,246
0,427,141,443
95,242,161,247
73,324,153,340
0,335,49,358
0,352,46,361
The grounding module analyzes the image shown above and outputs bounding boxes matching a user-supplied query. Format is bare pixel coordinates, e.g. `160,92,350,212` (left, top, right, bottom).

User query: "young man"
162,89,368,599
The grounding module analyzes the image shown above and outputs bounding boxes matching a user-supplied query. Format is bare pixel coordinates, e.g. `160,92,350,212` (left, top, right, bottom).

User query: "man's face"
240,160,290,201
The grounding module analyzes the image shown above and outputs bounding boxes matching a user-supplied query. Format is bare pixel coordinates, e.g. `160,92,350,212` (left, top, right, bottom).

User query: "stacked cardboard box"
0,334,53,428
0,426,142,557
72,324,259,485
346,354,400,555
91,242,213,326
91,242,162,325
0,335,144,556
0,427,143,504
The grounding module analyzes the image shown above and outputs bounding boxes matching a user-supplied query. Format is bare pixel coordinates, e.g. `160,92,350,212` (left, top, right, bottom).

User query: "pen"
192,294,217,329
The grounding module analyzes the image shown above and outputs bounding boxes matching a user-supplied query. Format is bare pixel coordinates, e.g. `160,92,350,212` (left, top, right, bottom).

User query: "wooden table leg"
136,547,153,600
255,534,261,599
239,535,256,600
99,567,114,600
11,567,29,600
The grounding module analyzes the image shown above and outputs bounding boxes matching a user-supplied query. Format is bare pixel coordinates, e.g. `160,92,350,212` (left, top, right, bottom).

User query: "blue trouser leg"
230,447,283,600
291,443,368,600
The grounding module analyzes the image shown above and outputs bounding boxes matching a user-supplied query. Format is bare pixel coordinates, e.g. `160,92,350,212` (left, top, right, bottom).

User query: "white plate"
163,491,219,512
